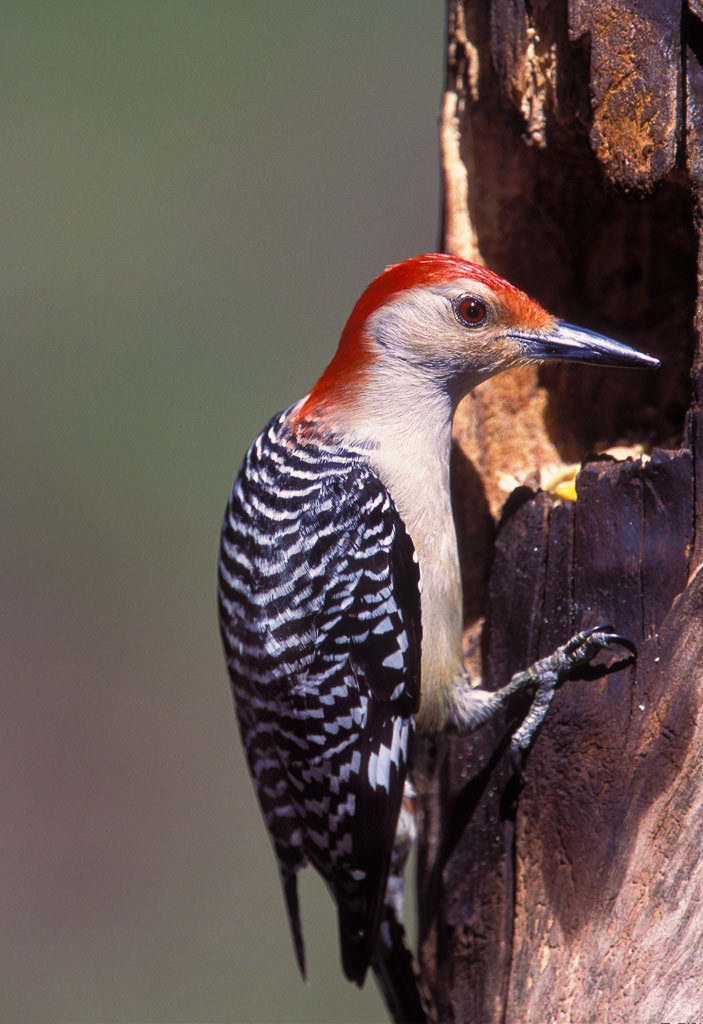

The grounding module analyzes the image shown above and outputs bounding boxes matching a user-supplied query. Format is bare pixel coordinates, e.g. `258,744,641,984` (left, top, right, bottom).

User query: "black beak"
517,321,660,369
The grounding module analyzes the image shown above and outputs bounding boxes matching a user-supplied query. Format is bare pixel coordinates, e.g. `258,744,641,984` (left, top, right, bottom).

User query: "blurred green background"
0,2,443,1021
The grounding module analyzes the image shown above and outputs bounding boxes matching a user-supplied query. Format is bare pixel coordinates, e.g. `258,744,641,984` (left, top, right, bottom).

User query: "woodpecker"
217,254,658,1013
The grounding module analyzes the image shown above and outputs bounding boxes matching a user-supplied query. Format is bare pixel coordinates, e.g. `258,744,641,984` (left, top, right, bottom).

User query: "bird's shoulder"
220,407,422,708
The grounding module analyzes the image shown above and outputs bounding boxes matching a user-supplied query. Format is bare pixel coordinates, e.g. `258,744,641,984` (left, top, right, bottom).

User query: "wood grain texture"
420,2,703,1019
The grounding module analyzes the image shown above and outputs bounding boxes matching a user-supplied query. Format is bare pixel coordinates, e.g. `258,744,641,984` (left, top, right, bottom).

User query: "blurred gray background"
1,2,443,1021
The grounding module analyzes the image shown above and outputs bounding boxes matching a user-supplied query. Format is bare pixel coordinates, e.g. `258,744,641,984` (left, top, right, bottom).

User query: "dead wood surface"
418,2,703,1021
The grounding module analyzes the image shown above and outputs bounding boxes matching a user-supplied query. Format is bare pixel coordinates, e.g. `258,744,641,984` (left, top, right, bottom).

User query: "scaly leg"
500,626,636,760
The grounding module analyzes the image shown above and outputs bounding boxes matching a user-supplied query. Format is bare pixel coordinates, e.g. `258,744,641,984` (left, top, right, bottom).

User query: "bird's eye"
453,295,488,327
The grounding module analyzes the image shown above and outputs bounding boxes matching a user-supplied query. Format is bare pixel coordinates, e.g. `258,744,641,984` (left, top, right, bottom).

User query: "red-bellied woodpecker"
217,254,658,1018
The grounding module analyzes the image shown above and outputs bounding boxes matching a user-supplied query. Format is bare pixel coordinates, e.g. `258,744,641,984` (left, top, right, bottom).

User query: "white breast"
369,414,464,732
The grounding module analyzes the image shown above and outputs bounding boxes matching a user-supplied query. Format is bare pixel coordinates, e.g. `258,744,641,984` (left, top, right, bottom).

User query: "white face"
365,278,549,402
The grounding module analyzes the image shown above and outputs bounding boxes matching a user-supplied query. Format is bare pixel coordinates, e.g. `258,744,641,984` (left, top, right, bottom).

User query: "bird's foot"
505,626,636,769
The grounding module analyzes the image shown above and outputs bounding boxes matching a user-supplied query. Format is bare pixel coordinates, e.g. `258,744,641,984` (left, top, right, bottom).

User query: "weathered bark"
418,2,703,1020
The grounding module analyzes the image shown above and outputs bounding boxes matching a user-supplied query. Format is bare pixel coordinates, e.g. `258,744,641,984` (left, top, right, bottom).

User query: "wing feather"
218,415,421,983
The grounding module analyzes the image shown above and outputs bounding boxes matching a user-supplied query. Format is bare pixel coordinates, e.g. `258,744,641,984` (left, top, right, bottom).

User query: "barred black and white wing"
217,410,421,985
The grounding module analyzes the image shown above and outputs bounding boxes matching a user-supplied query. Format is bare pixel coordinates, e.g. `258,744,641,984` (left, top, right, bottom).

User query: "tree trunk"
417,2,703,1020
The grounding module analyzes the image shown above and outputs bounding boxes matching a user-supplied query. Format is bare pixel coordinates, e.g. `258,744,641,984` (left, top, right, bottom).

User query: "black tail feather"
283,871,306,981
371,906,433,1024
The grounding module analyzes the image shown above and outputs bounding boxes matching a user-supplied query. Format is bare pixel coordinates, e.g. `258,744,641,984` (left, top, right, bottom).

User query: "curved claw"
559,625,637,670
588,628,637,658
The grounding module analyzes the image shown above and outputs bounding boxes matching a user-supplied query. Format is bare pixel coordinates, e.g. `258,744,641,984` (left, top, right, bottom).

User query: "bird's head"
295,254,659,425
